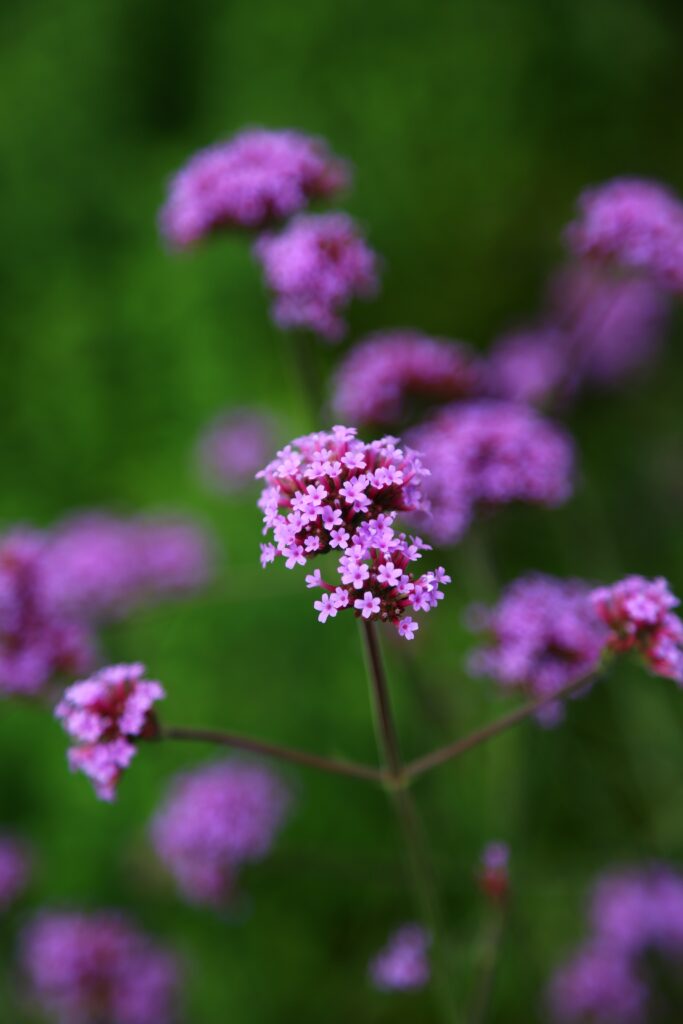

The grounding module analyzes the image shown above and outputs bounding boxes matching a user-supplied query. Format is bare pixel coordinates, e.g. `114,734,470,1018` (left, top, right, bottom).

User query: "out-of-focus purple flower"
257,426,450,639
55,663,165,801
254,213,379,341
42,513,213,621
485,327,574,406
591,575,683,683
332,330,481,426
468,575,606,723
20,910,179,1024
565,178,683,293
0,530,93,698
160,128,349,247
547,864,683,1022
477,841,510,903
198,408,277,493
408,401,575,544
0,834,31,910
369,924,431,992
151,758,291,906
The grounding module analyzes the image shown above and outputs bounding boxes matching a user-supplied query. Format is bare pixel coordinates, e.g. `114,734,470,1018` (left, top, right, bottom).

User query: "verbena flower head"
254,213,379,341
331,330,481,426
591,575,683,683
198,408,277,493
547,864,683,1023
369,924,431,992
477,841,510,903
160,128,349,246
20,910,179,1024
468,575,606,724
408,401,575,544
565,177,683,293
43,513,212,621
0,530,93,698
0,833,31,910
151,758,291,906
485,327,574,407
55,664,165,801
257,426,449,640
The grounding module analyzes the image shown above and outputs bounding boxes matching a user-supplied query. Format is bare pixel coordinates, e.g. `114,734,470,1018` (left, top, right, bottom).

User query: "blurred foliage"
1,0,683,1020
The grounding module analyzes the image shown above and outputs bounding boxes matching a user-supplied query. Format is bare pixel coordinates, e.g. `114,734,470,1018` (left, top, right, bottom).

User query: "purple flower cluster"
485,327,571,407
55,664,165,801
198,407,277,493
565,177,683,293
477,841,510,903
0,833,31,910
20,910,179,1024
160,128,349,247
331,330,481,426
0,531,93,698
408,401,575,544
43,513,213,621
257,426,449,639
548,864,683,1022
151,758,290,906
468,574,606,724
254,213,379,341
591,575,683,683
369,924,431,992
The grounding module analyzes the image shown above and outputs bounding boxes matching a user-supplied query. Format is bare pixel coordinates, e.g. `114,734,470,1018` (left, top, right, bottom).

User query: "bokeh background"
2,0,683,1020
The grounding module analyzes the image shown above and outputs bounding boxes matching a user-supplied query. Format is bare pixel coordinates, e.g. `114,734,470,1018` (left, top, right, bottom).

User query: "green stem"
468,906,506,1024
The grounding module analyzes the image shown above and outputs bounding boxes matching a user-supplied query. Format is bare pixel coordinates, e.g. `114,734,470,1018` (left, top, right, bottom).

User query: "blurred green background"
2,0,683,1020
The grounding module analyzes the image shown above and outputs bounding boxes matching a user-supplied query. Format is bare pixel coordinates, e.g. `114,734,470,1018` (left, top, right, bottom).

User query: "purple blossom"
0,530,93,698
591,575,683,683
198,408,278,493
160,128,349,246
369,924,431,992
468,574,606,721
151,759,290,906
548,942,648,1024
20,910,180,1024
565,177,683,293
408,401,575,544
0,833,31,910
55,664,165,801
254,213,379,341
485,327,573,406
257,426,450,638
332,330,481,425
478,841,510,902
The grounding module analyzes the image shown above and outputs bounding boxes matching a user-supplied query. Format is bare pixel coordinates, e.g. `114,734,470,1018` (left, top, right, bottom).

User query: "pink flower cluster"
43,513,213,621
151,758,291,906
160,128,349,247
485,327,571,407
331,330,481,426
548,864,683,1022
477,841,510,903
20,910,179,1024
257,426,449,639
254,213,379,341
565,177,683,293
198,407,277,493
55,663,165,801
468,575,606,725
0,833,31,910
408,402,575,544
591,575,683,683
0,531,93,698
369,924,431,992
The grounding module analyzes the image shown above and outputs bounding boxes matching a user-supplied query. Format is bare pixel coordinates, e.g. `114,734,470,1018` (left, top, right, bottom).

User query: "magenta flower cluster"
151,758,290,906
254,212,379,341
0,833,31,910
468,574,606,725
21,910,179,1024
369,924,431,992
591,575,683,683
548,864,683,1022
160,127,349,246
408,401,575,544
0,531,93,698
565,177,683,293
198,407,277,493
257,426,449,639
332,330,481,425
55,663,165,801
